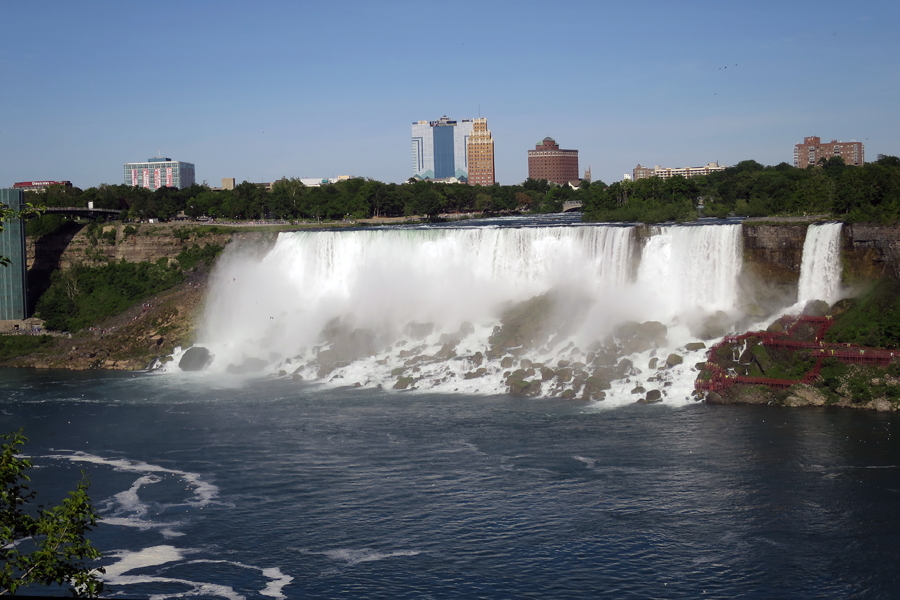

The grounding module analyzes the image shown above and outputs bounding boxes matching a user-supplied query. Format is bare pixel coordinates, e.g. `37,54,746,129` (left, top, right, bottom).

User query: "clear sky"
1,1,898,189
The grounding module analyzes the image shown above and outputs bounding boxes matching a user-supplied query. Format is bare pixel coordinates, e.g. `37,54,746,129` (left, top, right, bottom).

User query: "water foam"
188,222,744,405
44,453,293,599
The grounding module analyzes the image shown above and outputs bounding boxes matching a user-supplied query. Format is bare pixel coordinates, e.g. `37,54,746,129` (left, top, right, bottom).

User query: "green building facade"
0,188,28,320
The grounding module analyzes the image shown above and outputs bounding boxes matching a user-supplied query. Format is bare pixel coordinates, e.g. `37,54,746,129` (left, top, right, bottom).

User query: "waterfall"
797,222,843,306
185,222,744,404
636,224,743,320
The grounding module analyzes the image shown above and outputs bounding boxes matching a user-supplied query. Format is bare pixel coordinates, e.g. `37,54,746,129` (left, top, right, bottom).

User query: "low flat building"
633,162,726,180
793,136,864,168
12,180,73,193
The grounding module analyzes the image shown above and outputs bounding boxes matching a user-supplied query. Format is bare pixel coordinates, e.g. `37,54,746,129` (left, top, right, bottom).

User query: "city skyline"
1,1,898,189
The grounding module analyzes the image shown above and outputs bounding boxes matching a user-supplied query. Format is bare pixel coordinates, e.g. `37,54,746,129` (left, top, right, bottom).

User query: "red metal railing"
696,315,898,393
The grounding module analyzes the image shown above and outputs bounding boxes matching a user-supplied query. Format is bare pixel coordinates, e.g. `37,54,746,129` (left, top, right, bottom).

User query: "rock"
434,343,457,359
648,357,658,369
523,381,542,396
783,385,827,407
394,376,415,390
684,342,706,351
802,300,830,317
560,389,576,400
665,353,683,367
705,391,724,404
509,379,541,396
623,337,652,354
227,356,269,375
750,345,775,373
501,356,514,368
692,310,730,340
830,298,855,317
179,346,212,371
505,369,527,385
557,359,571,368
631,385,646,394
458,321,475,336
464,368,488,380
742,303,768,318
617,358,634,377
872,399,895,412
391,367,405,377
541,367,557,381
614,321,641,341
645,389,662,403
404,322,434,340
557,368,573,383
520,359,533,369
637,321,667,346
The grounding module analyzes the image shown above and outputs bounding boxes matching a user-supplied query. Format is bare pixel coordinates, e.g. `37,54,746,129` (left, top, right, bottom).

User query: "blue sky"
1,1,898,188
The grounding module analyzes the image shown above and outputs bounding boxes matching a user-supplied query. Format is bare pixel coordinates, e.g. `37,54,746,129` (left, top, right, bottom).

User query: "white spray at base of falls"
796,222,844,307
184,223,745,406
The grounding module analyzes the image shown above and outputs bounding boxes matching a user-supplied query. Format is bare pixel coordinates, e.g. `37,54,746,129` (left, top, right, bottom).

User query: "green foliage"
25,214,70,238
582,157,900,224
175,243,224,271
1,431,104,597
0,335,55,362
826,279,900,348
36,260,185,332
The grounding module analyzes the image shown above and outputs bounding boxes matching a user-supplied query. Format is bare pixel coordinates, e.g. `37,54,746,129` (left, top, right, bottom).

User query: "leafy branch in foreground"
0,431,104,597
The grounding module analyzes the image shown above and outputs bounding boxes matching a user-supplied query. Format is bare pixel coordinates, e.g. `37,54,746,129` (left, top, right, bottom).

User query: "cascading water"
796,222,844,307
183,222,745,405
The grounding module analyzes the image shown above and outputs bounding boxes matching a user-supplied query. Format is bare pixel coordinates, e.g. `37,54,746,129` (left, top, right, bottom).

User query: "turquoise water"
3,367,900,599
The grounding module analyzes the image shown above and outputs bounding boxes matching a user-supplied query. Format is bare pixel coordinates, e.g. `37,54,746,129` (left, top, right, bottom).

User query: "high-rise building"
124,157,195,191
411,116,474,181
0,188,28,320
466,118,495,186
632,162,726,180
793,136,864,169
527,137,579,185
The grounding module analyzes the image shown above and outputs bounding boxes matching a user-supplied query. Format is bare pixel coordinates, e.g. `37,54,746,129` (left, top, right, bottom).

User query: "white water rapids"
172,223,755,406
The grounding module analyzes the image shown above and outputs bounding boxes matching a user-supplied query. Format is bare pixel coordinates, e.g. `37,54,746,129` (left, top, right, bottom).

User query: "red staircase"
696,315,898,393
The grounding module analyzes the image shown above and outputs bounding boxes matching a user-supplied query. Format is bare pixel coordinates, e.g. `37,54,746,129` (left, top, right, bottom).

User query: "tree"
1,431,104,596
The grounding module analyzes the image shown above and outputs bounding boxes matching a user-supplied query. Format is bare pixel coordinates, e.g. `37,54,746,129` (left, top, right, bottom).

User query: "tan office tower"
466,118,495,186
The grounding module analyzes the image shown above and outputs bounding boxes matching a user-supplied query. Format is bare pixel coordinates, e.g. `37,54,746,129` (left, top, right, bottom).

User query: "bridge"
35,207,120,220
562,201,582,212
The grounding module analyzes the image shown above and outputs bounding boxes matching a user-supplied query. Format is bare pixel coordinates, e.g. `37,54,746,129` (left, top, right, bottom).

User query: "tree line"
21,154,900,226
581,154,900,223
23,178,570,223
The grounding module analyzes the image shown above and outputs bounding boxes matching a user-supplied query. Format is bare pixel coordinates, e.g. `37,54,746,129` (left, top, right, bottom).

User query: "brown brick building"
793,136,864,169
527,137,579,185
466,118,495,186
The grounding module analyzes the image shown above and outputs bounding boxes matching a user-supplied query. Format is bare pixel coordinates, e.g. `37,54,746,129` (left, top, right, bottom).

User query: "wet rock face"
179,346,211,371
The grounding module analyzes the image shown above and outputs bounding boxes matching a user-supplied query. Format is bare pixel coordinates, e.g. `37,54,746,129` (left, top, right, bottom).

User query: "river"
3,368,899,599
